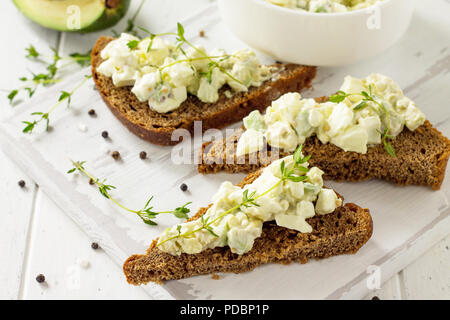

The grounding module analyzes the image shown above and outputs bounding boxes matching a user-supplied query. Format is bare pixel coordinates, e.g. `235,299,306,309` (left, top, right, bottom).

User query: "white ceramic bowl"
217,0,415,66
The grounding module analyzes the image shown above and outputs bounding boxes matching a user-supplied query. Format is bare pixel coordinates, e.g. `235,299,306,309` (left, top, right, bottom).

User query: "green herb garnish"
127,40,140,50
7,90,18,103
67,160,191,225
329,85,396,157
315,6,328,13
7,45,91,104
135,23,244,86
68,51,92,67
25,44,39,58
22,75,91,133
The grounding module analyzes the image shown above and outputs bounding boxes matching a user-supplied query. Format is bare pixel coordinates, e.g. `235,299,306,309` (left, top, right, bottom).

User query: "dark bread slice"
199,96,450,190
91,36,317,146
123,170,373,285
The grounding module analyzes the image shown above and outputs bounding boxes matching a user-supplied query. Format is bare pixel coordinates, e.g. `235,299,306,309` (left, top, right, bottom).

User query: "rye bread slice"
91,36,317,146
123,170,372,285
199,96,450,190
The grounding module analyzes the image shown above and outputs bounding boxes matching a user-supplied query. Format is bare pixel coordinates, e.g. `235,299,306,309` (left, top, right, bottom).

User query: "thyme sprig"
329,85,396,157
174,23,244,85
22,75,92,133
67,161,191,225
128,23,244,86
7,45,91,104
157,145,310,247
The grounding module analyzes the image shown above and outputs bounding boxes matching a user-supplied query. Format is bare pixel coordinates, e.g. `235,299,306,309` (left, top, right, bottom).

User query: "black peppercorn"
18,180,26,188
91,242,99,250
180,183,188,192
139,151,147,160
88,109,96,116
36,274,45,283
101,131,109,139
112,151,120,160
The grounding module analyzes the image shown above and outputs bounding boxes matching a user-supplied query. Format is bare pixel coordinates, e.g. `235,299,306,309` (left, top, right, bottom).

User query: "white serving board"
1,3,449,299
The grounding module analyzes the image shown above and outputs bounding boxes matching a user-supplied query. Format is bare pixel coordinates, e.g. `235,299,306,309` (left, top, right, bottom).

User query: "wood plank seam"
17,186,40,299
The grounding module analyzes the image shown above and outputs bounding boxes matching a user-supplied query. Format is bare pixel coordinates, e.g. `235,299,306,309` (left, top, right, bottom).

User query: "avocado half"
13,0,131,33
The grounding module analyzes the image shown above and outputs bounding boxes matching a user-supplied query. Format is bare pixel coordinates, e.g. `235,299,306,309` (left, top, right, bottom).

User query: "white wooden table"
0,0,448,300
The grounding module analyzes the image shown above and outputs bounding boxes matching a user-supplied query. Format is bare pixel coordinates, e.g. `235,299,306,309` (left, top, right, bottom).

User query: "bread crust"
91,36,317,146
122,170,373,285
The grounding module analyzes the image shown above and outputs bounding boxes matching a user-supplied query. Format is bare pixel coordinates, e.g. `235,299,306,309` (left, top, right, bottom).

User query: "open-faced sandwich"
91,26,316,145
123,147,372,284
200,74,450,190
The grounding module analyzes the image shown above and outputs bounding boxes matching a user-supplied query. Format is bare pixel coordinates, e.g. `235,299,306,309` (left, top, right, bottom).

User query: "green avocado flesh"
13,0,130,32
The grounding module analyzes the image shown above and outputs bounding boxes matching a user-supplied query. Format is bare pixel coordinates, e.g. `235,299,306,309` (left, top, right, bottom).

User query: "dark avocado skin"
79,0,131,33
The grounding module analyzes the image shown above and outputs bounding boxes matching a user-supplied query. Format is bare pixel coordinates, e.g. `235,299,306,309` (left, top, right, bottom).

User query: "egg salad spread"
237,74,426,156
97,33,272,113
266,0,385,13
157,153,341,256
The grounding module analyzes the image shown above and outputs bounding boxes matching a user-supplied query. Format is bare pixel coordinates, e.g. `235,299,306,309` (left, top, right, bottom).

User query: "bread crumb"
78,123,88,132
199,30,205,37
77,258,91,269
211,273,220,280
224,90,232,99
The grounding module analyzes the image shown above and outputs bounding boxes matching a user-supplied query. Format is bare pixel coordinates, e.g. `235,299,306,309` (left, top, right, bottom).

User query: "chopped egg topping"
97,33,272,113
158,154,341,256
266,0,385,13
237,74,426,156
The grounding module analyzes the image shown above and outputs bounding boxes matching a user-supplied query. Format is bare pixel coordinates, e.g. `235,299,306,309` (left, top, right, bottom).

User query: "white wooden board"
0,2,449,299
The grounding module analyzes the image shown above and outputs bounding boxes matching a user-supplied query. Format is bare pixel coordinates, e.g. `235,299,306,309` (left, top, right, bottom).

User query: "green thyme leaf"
286,175,308,183
58,91,71,107
22,121,36,133
67,168,76,174
177,22,185,41
69,51,92,66
329,91,348,103
173,202,191,219
315,6,327,13
25,45,40,58
8,90,18,103
138,26,152,34
25,87,36,98
127,40,140,50
280,160,286,177
141,218,157,226
205,226,219,237
58,91,70,101
299,154,311,164
296,166,309,173
293,145,303,163
354,101,368,111
383,140,396,158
